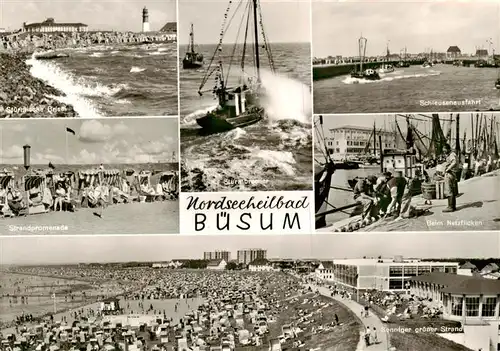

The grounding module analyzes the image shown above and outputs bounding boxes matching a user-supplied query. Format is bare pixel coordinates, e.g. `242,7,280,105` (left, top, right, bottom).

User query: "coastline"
0,31,176,118
0,53,77,118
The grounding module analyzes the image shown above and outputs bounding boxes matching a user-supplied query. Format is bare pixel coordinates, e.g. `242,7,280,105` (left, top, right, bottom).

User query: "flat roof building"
331,257,459,292
237,249,267,266
203,250,231,262
22,18,88,33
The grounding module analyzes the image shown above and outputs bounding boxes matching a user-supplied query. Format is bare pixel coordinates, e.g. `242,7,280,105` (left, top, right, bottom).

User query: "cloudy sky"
178,0,311,45
312,1,500,58
1,232,498,264
0,118,178,165
1,0,176,32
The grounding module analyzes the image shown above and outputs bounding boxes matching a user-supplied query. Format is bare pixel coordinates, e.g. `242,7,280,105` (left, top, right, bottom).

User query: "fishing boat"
397,47,410,67
314,116,336,229
422,61,432,68
378,43,395,73
182,23,204,69
351,36,380,81
195,0,275,134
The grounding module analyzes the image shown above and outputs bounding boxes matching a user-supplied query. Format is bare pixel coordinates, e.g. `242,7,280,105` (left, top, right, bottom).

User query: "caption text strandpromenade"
185,195,310,211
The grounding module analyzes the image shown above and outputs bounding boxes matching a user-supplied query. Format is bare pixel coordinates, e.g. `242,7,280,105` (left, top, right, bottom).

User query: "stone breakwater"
1,31,176,52
0,53,77,118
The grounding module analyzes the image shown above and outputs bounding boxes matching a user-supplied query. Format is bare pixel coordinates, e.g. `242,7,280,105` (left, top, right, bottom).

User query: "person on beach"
372,327,378,344
364,326,371,346
353,176,378,221
54,182,66,211
442,144,458,213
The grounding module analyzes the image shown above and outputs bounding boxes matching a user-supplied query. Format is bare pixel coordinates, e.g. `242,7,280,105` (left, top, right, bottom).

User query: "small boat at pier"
378,43,395,73
182,23,204,70
34,51,69,60
351,36,381,81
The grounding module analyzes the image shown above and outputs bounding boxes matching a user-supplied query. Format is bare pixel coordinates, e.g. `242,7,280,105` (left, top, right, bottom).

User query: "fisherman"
385,171,407,217
442,144,458,213
353,176,378,221
374,172,392,215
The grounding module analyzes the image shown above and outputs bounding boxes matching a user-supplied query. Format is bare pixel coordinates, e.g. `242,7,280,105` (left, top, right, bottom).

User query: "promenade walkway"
310,285,392,351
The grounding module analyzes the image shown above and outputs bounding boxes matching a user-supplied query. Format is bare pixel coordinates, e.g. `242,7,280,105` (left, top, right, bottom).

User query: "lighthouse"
142,7,150,32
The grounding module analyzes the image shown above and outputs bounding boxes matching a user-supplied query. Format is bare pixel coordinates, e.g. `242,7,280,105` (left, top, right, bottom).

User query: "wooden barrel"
421,182,436,200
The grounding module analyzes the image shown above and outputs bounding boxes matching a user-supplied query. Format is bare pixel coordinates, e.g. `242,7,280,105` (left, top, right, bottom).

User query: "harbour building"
237,249,267,266
325,125,397,161
330,256,459,292
22,18,88,33
203,250,231,262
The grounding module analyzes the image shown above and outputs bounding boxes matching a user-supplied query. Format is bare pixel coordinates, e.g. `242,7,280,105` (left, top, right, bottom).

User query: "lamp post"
23,145,31,212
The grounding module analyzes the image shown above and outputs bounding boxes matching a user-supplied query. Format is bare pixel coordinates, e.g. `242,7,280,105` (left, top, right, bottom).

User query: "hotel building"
325,125,397,160
22,18,88,33
203,250,231,262
237,249,267,266
331,257,459,292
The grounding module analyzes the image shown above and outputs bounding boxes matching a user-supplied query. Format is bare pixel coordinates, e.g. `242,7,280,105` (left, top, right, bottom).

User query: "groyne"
0,53,77,118
1,31,176,52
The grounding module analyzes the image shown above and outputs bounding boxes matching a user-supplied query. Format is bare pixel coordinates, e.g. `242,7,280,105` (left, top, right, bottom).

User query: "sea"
180,43,313,192
27,43,178,117
313,64,500,113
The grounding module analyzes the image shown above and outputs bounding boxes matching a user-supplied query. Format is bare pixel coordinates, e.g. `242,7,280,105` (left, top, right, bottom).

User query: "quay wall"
0,31,176,53
313,60,424,80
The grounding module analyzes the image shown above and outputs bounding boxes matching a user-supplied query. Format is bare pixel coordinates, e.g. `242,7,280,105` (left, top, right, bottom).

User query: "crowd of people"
0,167,178,218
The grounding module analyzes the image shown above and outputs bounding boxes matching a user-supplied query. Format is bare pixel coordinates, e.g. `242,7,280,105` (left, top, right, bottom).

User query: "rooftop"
249,258,270,266
411,272,500,295
447,46,461,53
328,125,392,134
333,258,459,266
160,22,176,33
207,259,224,267
24,19,88,28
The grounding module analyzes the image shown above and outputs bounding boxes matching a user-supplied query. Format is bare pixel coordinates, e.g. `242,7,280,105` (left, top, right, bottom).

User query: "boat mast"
455,114,460,155
189,23,195,54
252,0,261,82
373,121,376,156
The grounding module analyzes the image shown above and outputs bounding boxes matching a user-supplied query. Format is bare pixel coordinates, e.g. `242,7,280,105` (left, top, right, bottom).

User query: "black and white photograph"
312,1,500,114
0,117,179,235
0,0,178,118
178,0,313,192
0,232,498,351
314,112,500,232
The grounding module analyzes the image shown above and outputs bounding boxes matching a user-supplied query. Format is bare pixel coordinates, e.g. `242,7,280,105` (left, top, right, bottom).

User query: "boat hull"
351,72,380,80
196,108,263,134
183,59,203,69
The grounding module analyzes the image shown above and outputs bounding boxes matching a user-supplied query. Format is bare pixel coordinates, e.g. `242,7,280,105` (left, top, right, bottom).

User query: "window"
465,297,480,317
404,266,417,276
431,266,445,273
482,297,497,317
451,296,463,316
418,266,431,275
389,279,403,290
389,266,403,277
445,266,457,273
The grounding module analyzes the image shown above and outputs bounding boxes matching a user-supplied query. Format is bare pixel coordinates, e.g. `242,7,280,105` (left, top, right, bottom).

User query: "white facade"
207,259,227,270
332,258,459,292
142,22,150,33
315,262,334,281
325,125,396,160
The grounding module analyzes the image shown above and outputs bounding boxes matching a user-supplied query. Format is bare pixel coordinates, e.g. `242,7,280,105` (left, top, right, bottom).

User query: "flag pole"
65,126,69,165
53,293,56,314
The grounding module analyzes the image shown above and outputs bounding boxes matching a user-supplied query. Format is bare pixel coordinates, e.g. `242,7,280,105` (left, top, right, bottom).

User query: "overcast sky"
178,0,311,45
0,118,178,165
314,112,499,141
1,0,176,32
1,232,498,265
312,1,500,58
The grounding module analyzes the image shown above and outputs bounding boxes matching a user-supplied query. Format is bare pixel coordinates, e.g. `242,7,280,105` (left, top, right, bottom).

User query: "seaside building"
206,259,227,270
331,256,459,292
409,272,500,351
203,250,231,262
248,259,274,272
142,7,150,32
325,125,396,160
315,261,334,282
237,249,267,266
446,46,461,59
457,262,478,276
475,49,489,58
22,18,88,33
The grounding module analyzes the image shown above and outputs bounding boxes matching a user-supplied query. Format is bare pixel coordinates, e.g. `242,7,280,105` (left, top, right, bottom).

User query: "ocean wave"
342,71,441,84
181,105,218,127
130,66,146,73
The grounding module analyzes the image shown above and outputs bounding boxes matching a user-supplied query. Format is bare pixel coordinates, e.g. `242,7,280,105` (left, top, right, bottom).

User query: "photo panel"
0,117,179,235
0,231,498,351
178,0,313,193
312,0,500,114
314,112,500,232
0,0,178,117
